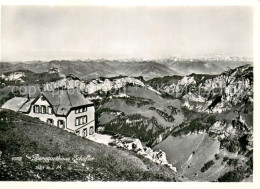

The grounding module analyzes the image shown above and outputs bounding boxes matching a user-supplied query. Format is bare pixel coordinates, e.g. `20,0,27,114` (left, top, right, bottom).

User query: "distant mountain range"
0,58,252,81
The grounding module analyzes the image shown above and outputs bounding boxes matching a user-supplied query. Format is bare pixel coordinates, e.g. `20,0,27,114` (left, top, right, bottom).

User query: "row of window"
33,105,52,114
34,105,88,115
75,107,88,114
75,116,88,126
47,119,65,128
46,116,88,128
46,117,93,137
75,126,94,137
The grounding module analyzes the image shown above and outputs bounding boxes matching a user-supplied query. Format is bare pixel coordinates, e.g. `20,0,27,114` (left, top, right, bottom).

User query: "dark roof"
19,98,36,113
2,89,93,116
42,89,93,115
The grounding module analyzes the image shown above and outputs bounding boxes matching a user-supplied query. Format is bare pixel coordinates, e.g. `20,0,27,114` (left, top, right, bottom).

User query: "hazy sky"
1,6,253,61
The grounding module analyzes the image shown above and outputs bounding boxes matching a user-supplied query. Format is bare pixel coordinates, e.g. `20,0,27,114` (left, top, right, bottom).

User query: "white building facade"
2,90,95,137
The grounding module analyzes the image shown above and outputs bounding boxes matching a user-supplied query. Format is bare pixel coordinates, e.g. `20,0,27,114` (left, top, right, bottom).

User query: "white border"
0,1,259,189
0,0,258,6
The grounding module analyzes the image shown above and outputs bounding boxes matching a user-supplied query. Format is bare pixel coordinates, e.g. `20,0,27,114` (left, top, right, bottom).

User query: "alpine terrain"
0,60,253,182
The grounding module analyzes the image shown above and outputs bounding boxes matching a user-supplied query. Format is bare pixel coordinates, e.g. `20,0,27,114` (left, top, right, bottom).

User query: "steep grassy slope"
154,133,221,181
96,86,184,146
153,65,253,181
0,110,185,181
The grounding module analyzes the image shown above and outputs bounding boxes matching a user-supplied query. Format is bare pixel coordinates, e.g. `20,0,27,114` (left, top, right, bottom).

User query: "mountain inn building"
1,90,95,137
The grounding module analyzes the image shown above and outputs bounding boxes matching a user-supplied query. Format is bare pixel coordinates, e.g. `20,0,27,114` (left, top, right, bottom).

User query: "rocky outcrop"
48,67,60,74
0,72,25,82
43,76,161,96
162,76,196,98
109,137,177,172
182,65,253,114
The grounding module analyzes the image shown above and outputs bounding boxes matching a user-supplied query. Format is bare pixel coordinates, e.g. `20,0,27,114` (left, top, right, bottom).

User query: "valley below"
0,60,253,182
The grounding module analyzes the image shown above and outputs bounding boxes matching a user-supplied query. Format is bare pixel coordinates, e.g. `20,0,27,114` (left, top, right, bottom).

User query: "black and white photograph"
0,0,258,187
